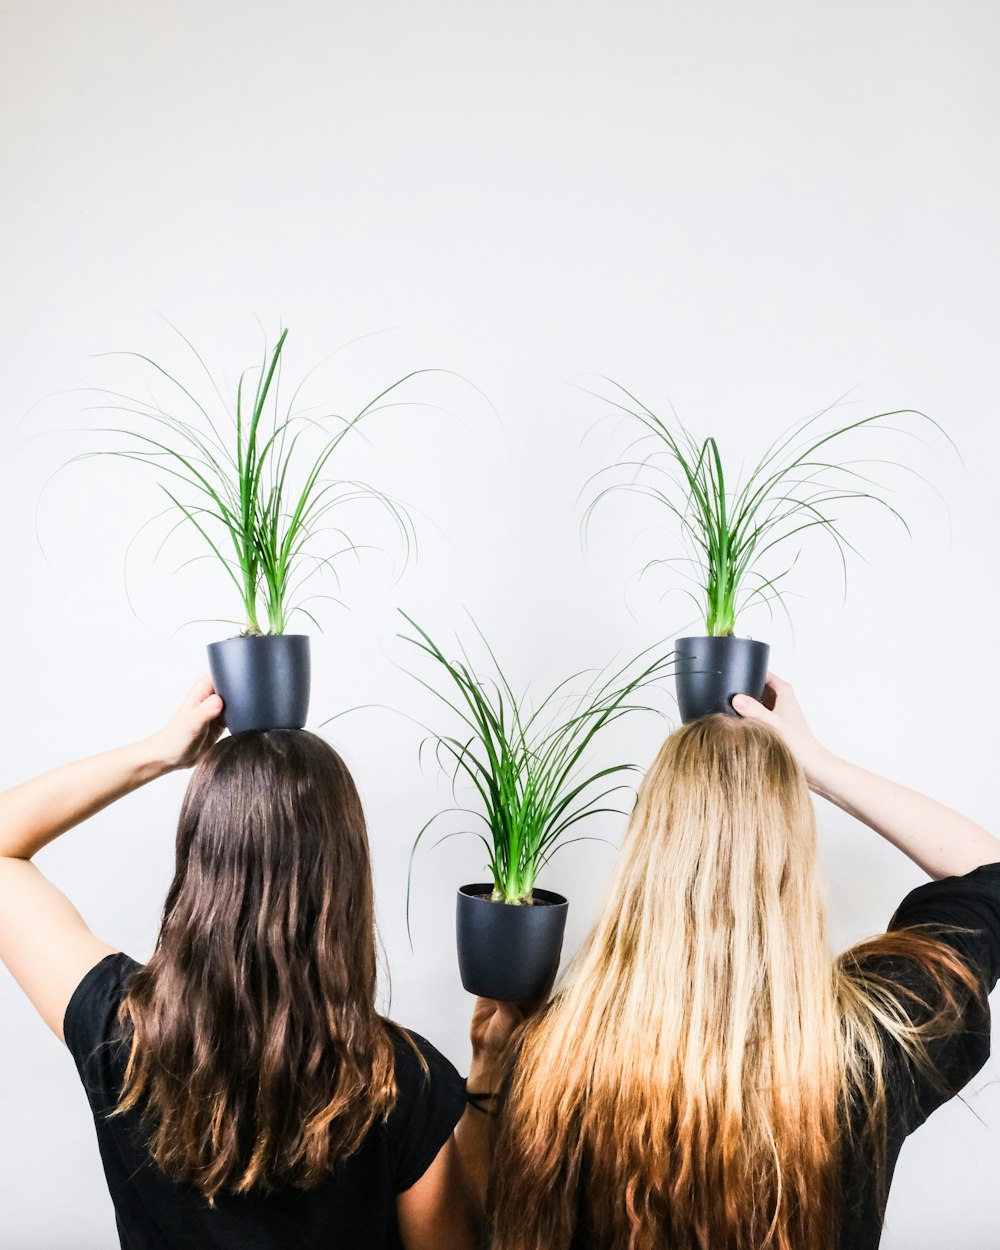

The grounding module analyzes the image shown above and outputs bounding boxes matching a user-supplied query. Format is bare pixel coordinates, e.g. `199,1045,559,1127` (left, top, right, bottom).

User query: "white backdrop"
2,2,999,1246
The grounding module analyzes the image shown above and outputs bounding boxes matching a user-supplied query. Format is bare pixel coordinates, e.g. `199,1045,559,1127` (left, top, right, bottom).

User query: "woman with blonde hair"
481,674,1000,1250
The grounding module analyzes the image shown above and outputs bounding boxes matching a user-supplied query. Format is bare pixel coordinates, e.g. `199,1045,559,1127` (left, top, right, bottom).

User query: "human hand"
468,997,526,1088
731,672,833,787
144,675,225,773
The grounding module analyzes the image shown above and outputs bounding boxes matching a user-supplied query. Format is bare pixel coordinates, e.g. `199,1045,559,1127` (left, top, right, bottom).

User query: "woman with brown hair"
486,674,1000,1250
0,676,508,1249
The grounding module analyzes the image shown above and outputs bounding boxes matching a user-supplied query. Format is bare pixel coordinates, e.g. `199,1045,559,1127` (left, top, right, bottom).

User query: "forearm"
810,750,1000,880
453,1060,499,1218
0,738,167,861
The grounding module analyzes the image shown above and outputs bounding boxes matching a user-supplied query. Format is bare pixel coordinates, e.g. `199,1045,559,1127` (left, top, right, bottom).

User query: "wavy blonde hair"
491,715,980,1250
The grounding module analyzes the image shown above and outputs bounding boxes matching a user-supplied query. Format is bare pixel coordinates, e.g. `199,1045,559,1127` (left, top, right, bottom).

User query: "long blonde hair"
491,715,979,1250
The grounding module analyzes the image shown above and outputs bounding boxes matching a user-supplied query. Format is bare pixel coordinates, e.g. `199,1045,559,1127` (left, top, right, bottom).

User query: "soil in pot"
456,884,568,1001
207,633,311,734
674,635,769,723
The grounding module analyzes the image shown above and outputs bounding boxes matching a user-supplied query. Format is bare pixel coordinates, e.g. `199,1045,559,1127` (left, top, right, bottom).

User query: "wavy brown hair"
490,715,983,1250
113,729,397,1202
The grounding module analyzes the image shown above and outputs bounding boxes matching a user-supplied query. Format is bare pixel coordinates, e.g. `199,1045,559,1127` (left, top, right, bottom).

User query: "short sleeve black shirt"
63,954,466,1249
837,861,1000,1248
555,863,1000,1250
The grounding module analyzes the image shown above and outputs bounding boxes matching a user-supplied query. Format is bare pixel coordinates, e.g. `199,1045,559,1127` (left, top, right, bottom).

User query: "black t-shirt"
64,955,466,1250
837,861,1000,1249
554,863,1000,1250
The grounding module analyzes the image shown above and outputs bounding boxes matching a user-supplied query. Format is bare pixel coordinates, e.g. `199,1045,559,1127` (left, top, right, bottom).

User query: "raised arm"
733,674,1000,881
450,997,524,1222
0,677,223,1041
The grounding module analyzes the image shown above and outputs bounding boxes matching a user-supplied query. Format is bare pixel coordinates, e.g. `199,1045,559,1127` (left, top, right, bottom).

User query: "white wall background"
1,1,998,1245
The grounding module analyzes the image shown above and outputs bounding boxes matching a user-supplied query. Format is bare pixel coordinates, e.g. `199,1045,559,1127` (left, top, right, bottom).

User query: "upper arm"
396,1135,479,1250
0,859,117,1043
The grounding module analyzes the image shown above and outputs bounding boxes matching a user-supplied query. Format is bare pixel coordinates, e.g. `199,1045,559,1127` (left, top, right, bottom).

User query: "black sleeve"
883,861,1000,1127
384,1027,467,1194
63,952,140,1093
889,861,1000,986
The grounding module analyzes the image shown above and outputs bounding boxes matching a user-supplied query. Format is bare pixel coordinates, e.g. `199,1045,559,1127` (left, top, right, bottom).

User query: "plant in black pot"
584,386,949,722
401,613,673,1001
81,327,417,732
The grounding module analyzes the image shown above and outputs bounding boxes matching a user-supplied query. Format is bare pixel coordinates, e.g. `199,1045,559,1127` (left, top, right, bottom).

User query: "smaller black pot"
456,884,568,1001
207,634,311,734
674,635,769,723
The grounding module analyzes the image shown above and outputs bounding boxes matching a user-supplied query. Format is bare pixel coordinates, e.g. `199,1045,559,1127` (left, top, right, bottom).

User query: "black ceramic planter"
674,635,769,723
456,884,568,1001
207,634,311,734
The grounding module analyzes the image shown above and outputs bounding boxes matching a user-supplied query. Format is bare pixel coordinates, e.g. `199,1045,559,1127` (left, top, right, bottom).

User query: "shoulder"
890,860,1000,925
888,861,1000,988
846,862,1000,1031
63,952,143,1080
842,867,1000,1133
382,1022,467,1193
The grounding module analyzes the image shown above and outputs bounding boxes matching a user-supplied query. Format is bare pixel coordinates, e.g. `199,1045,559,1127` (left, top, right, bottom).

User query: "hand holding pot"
144,675,226,774
468,997,525,1089
731,673,831,787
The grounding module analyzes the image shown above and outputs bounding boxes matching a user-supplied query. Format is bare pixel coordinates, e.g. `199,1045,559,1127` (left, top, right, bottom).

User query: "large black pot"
674,635,769,723
456,884,568,1001
207,634,311,734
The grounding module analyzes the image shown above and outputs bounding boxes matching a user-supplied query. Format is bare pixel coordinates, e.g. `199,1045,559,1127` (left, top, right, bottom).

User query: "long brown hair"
490,715,982,1250
114,729,397,1202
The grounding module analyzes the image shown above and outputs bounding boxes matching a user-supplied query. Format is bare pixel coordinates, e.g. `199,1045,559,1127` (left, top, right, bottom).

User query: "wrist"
468,1055,504,1091
804,746,844,796
130,735,176,782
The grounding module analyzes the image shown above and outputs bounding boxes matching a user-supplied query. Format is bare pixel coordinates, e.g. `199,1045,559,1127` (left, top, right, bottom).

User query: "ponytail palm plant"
402,612,674,906
82,327,417,636
75,326,422,733
582,383,951,724
584,383,948,637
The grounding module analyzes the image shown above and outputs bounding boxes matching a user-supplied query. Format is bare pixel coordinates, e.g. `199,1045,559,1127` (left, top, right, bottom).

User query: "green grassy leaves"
79,329,418,635
402,612,673,907
584,383,953,637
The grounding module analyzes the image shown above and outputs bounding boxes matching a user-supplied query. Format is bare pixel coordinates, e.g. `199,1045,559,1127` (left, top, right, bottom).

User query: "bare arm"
733,675,1000,880
0,740,174,863
453,998,523,1218
395,1136,478,1250
395,994,522,1250
452,1090,494,1223
0,677,223,1041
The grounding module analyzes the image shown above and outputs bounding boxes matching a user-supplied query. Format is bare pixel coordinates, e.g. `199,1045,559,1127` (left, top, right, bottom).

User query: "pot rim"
459,883,568,908
208,632,312,646
675,634,770,647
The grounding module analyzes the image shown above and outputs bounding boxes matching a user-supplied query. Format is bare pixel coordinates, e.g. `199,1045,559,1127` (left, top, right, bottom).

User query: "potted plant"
80,327,417,732
584,385,949,722
401,612,673,1001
